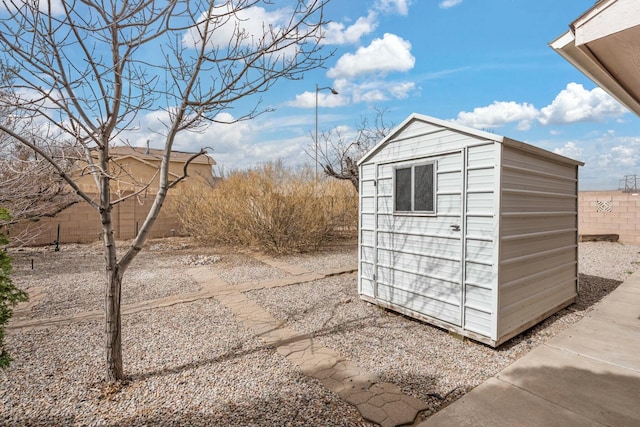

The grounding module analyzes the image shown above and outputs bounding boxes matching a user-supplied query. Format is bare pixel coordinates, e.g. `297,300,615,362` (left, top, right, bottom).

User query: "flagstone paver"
9,252,427,426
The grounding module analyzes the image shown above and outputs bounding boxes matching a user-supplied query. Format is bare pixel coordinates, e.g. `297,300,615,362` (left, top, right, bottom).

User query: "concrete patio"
420,269,640,426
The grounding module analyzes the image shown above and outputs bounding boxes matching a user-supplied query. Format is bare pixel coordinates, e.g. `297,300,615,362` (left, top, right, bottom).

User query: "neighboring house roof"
358,113,584,167
106,146,216,165
550,0,640,117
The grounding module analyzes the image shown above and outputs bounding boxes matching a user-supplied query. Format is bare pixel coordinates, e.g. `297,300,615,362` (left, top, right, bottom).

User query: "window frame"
393,160,437,215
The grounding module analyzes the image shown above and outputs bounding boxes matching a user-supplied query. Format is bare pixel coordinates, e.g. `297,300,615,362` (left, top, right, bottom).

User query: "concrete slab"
546,316,640,371
497,345,640,427
609,282,640,295
588,296,640,326
419,377,603,427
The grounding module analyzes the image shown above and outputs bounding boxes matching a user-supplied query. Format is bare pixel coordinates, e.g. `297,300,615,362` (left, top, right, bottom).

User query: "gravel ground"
2,239,639,425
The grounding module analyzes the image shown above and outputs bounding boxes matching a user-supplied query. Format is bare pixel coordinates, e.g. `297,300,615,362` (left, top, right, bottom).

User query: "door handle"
450,225,460,231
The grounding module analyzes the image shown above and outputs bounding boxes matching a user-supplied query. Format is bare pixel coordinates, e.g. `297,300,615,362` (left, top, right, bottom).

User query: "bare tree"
0,62,80,244
0,0,329,382
315,108,394,191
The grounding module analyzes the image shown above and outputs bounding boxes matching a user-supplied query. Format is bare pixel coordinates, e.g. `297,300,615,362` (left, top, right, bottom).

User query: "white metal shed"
358,113,584,347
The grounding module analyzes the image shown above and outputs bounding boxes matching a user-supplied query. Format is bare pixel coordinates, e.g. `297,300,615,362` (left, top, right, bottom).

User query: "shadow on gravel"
6,396,369,427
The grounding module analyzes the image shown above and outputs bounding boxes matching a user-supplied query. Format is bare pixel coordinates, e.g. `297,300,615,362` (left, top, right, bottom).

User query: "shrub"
0,207,28,368
169,162,358,254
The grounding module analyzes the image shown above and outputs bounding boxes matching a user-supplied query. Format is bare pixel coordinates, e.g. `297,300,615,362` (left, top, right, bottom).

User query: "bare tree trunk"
100,172,124,381
105,266,124,382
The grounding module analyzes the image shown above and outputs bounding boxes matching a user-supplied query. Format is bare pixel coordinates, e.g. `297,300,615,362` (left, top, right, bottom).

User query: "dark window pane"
395,167,412,211
414,163,434,211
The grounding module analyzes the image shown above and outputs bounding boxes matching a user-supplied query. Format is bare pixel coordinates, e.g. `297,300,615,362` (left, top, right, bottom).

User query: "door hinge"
373,274,377,281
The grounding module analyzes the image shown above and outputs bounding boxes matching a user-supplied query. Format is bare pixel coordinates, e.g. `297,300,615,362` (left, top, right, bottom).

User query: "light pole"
315,84,338,185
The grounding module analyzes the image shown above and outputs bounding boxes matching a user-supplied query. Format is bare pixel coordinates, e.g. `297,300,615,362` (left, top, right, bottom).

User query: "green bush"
0,208,28,368
169,162,358,254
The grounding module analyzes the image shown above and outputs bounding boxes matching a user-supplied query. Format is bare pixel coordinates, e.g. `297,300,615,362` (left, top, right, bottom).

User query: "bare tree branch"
311,108,395,192
0,0,329,382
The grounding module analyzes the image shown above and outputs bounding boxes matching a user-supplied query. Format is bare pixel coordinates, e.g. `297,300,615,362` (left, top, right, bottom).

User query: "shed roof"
550,0,640,117
358,113,584,167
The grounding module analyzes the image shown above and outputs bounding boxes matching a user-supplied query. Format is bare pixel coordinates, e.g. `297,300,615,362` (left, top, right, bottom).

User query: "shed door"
375,151,464,326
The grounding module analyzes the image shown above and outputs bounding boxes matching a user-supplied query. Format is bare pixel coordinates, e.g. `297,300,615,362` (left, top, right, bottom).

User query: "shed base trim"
358,294,497,347
358,294,577,348
496,296,576,346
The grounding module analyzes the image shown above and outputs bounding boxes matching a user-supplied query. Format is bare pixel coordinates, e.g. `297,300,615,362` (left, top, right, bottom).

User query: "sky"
132,1,639,190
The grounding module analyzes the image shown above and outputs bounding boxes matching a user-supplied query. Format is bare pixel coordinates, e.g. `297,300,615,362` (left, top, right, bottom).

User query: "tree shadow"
423,365,640,426
7,394,370,427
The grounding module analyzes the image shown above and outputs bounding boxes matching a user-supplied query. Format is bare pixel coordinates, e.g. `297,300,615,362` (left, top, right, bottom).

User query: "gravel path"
2,239,639,425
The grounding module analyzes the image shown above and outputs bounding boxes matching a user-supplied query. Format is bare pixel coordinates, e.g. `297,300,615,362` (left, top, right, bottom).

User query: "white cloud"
553,142,583,160
374,0,412,15
538,83,628,125
453,101,539,131
182,5,299,57
387,81,416,99
287,79,417,108
286,89,346,108
327,33,415,79
322,11,378,45
439,0,463,9
1,0,64,15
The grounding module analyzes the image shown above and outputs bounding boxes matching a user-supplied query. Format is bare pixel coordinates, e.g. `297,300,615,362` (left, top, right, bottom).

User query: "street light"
315,84,338,185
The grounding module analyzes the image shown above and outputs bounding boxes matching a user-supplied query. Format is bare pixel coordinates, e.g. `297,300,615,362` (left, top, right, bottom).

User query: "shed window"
394,162,436,213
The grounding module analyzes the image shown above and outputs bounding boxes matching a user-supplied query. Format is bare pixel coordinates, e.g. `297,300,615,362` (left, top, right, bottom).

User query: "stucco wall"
7,194,181,246
578,191,640,244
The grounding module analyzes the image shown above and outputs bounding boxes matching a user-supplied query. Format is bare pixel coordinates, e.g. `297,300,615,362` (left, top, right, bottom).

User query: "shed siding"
359,160,377,297
359,129,466,325
462,143,498,337
358,114,581,347
497,146,579,339
369,126,469,165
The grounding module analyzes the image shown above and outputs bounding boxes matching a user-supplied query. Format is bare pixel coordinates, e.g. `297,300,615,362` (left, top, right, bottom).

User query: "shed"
357,113,584,347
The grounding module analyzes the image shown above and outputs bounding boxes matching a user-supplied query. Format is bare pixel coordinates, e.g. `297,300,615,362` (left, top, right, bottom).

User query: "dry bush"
168,163,358,254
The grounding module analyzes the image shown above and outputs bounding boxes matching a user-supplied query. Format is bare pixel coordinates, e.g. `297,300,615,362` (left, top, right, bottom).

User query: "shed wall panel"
361,180,376,196
464,307,493,336
467,168,495,191
501,213,576,236
377,232,460,260
361,164,376,181
361,197,375,213
361,230,375,247
501,231,577,260
502,147,577,180
360,278,375,296
502,168,577,194
376,265,460,304
466,216,495,239
499,277,576,337
500,264,577,308
377,214,460,236
377,249,460,282
466,239,494,264
501,194,576,213
376,285,461,325
467,143,497,169
497,145,579,340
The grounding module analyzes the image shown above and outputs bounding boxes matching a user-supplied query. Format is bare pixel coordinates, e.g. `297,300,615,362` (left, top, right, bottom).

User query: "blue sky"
170,0,639,190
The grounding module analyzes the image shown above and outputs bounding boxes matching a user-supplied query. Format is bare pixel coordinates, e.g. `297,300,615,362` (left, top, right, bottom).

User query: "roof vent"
145,139,150,155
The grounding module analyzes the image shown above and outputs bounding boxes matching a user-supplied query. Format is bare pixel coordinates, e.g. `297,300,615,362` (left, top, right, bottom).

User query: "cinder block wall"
7,194,181,246
578,191,640,244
